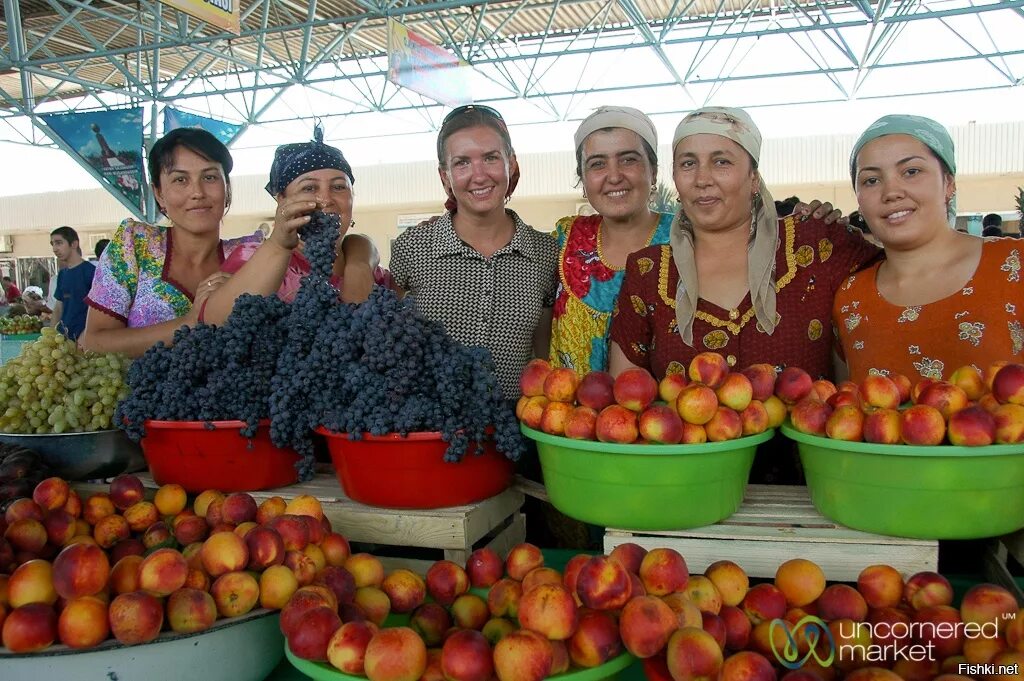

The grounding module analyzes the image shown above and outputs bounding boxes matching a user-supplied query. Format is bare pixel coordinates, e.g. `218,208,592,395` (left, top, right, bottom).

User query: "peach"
138,547,188,596
5,517,47,553
890,658,940,681
2,602,58,652
857,564,904,609
285,549,317,586
868,605,912,651
963,635,1007,665
749,619,788,659
482,616,517,645
741,583,787,625
320,532,351,567
659,372,690,403
108,590,163,645
521,567,562,594
539,401,573,436
775,558,826,608
142,521,174,550
451,592,490,631
505,542,544,581
640,547,688,596
364,626,428,681
618,594,677,658
260,564,299,610
993,403,1024,444
817,584,868,622
345,555,385,591
947,405,996,446
985,361,1013,392
316,565,356,605
890,374,912,404
211,570,260,618
705,560,749,608
859,375,902,410
200,530,249,578
153,483,187,516
564,405,599,440
280,588,334,636
411,602,452,646
720,604,752,651
950,365,986,401
93,513,130,548
742,364,778,402
62,490,82,519
676,383,719,425
32,476,70,512
703,611,728,650
9,559,57,607
185,568,210,592
608,542,647,574
6,497,44,524
123,500,159,533
667,630,724,679
166,587,217,634
465,547,503,588
740,401,771,436
828,389,862,410
245,526,285,570
109,474,145,511
441,629,494,681
680,422,709,444
789,398,832,436
615,367,660,411
685,575,724,614
173,514,209,545
1005,608,1024,650
863,408,902,444
421,649,445,681
843,669,903,681
493,628,553,681
576,555,633,611
520,395,549,430
689,352,730,390
763,395,788,428
826,404,865,441
487,577,523,618
717,373,754,412
544,367,579,403
216,492,256,525
914,604,964,659
327,620,377,675
992,363,1024,405
663,592,704,629
706,406,743,442
52,542,110,600
518,583,578,640
57,595,109,648
775,367,814,405
720,650,777,681
256,495,287,525
639,404,685,444
596,404,639,443
577,370,616,410
990,651,1024,681
381,568,426,614
918,381,970,419
812,379,838,402
284,493,324,521
288,605,343,662
520,358,553,397
268,514,310,552
960,583,1018,631
904,571,953,609
109,555,143,595
569,609,622,667
900,405,946,446
828,617,872,672
550,639,570,675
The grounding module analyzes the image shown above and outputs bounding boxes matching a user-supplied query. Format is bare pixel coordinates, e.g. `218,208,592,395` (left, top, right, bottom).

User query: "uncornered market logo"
769,616,836,670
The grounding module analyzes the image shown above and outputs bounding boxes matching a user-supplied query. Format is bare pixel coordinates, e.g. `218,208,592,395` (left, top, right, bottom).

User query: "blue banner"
164,107,243,145
41,108,146,212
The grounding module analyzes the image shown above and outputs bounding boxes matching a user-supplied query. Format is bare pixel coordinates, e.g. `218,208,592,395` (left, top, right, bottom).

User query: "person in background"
389,105,558,400
982,213,1003,233
2,276,20,302
50,226,95,341
982,225,1004,238
93,238,110,260
836,114,1022,382
21,286,52,320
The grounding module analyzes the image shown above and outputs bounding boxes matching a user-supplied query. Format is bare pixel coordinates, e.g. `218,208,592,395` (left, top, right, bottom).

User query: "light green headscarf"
850,114,957,225
670,107,779,347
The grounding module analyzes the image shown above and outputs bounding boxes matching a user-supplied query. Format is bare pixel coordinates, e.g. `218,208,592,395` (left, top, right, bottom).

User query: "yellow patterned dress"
549,213,673,375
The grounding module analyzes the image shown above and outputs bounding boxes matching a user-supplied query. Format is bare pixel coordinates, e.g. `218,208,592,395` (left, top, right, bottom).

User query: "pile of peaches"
279,540,1024,681
516,354,790,444
0,473,352,653
786,361,1024,446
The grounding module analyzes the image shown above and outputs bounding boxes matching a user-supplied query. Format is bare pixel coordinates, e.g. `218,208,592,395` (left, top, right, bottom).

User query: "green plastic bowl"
780,423,1024,539
521,424,772,531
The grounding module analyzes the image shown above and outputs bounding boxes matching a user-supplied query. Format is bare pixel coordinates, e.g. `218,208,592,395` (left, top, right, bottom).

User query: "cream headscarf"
574,106,658,155
670,107,779,347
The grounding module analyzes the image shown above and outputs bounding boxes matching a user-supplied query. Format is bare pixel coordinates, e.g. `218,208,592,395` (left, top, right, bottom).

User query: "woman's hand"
793,200,848,227
190,271,232,321
270,199,318,250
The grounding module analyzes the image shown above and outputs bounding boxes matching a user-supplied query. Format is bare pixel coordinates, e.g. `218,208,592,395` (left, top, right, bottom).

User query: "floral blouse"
834,237,1024,382
86,219,261,328
550,212,673,374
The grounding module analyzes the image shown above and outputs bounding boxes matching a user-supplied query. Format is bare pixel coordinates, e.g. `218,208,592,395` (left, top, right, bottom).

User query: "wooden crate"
604,484,939,581
123,472,526,565
984,530,1024,603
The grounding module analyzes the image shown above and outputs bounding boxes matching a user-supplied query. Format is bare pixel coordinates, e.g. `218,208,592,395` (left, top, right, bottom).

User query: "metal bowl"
0,429,143,480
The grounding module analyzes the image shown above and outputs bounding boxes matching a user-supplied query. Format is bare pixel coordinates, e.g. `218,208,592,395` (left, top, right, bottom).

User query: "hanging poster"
387,19,471,107
41,108,146,212
164,107,243,145
164,0,240,35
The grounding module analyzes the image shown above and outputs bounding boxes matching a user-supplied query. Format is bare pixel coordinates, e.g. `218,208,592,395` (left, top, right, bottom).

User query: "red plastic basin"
142,420,300,493
315,429,513,509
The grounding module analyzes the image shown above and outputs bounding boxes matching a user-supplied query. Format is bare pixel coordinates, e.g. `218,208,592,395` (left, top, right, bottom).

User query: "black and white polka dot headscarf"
265,123,354,196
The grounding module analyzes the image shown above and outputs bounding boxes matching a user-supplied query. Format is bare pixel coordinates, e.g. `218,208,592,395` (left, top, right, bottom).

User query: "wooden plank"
463,490,525,545
513,475,549,502
1002,529,1024,565
379,556,435,576
480,512,527,562
610,523,936,546
983,541,1024,605
604,533,938,581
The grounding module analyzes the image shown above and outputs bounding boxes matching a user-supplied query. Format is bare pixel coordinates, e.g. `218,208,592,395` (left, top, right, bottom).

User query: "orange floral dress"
834,237,1024,382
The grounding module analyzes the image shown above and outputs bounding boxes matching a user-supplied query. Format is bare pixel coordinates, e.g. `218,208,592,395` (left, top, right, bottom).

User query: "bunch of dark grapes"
118,209,524,481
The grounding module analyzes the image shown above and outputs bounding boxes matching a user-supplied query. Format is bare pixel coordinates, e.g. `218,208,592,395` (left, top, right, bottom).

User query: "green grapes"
0,327,129,434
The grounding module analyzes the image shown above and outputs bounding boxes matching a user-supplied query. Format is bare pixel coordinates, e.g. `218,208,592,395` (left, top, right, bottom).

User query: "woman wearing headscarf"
835,115,1022,382
205,125,390,321
609,107,881,381
389,105,558,400
82,128,263,357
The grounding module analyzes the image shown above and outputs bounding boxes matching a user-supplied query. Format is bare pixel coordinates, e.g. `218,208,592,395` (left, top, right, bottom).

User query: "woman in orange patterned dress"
834,115,1023,382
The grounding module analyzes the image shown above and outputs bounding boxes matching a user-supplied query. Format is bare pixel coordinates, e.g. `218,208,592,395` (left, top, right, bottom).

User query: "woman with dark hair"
81,128,261,357
389,105,558,399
